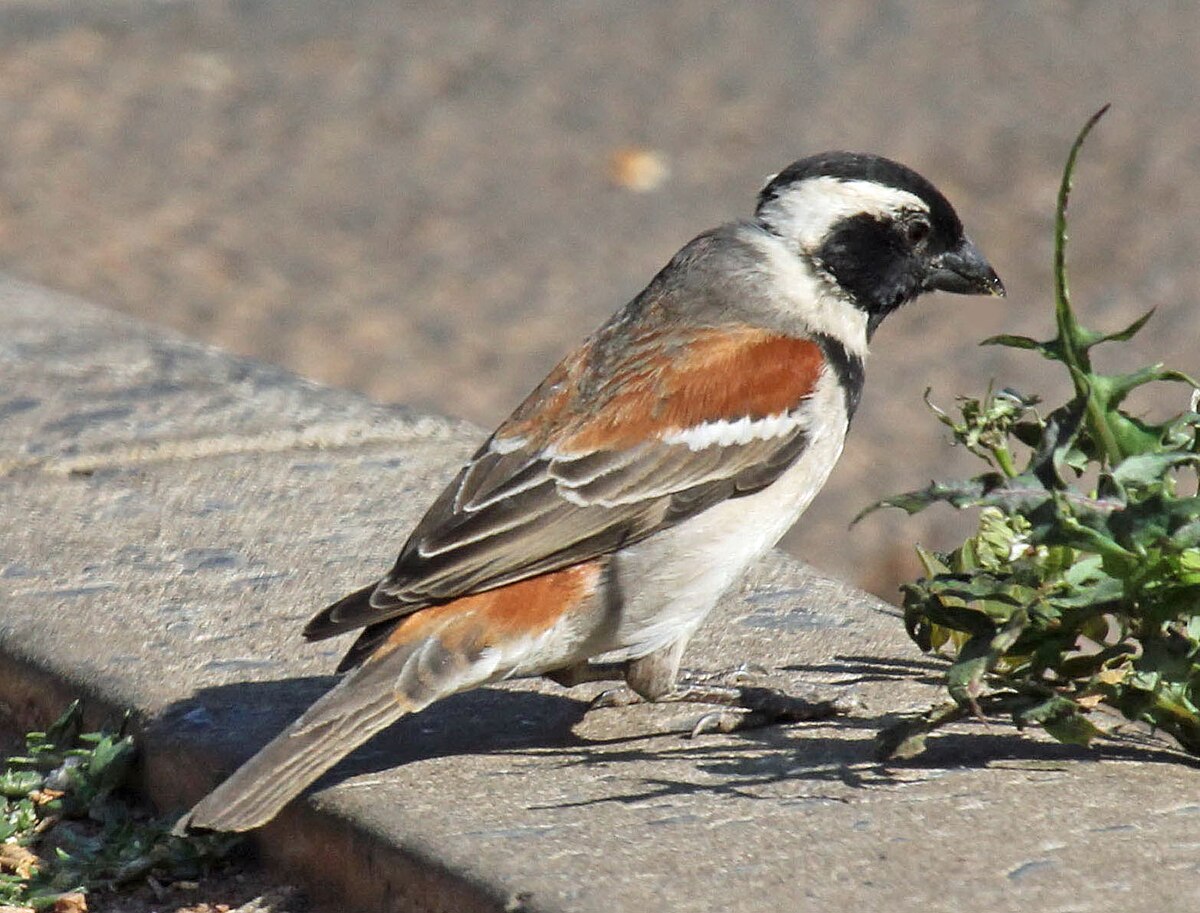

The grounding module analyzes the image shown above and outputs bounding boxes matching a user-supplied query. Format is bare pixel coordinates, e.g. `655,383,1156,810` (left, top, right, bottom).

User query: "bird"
178,151,1004,833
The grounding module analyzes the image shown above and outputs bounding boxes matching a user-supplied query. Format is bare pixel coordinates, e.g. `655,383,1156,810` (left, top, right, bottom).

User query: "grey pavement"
3,1,1200,600
3,277,1200,912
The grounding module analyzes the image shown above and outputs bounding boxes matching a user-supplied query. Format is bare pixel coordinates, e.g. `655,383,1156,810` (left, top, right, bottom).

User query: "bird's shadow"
153,675,594,787
783,652,951,686
155,653,1200,810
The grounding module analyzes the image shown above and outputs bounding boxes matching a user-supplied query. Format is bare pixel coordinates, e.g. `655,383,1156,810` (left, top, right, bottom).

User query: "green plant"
861,106,1200,760
0,702,239,908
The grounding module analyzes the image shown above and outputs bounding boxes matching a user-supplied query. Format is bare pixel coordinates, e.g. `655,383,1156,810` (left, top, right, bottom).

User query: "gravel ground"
1,0,1198,596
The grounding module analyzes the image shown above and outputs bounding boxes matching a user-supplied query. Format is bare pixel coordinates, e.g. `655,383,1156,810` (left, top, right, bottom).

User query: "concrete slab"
2,276,1199,912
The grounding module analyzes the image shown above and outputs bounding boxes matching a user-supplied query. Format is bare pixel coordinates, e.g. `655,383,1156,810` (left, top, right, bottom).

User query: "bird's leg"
543,661,626,688
590,641,851,736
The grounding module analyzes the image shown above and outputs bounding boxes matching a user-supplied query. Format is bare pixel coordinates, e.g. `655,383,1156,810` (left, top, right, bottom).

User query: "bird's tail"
175,605,493,833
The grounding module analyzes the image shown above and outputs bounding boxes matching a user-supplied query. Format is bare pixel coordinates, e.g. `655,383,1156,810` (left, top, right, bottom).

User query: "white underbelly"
598,373,850,661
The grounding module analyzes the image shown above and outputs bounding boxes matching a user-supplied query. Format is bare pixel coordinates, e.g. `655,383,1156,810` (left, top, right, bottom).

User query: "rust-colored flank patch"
369,561,603,662
494,326,825,454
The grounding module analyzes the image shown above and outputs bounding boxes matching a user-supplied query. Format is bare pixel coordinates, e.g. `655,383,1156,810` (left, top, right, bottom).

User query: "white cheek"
743,230,870,358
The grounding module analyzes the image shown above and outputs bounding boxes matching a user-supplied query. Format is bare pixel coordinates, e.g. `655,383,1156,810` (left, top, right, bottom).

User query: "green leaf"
980,333,1053,353
875,703,967,761
0,769,43,798
42,701,83,750
947,610,1029,705
1110,452,1200,487
1041,708,1103,746
1080,308,1156,347
854,478,992,522
914,543,951,577
84,733,135,800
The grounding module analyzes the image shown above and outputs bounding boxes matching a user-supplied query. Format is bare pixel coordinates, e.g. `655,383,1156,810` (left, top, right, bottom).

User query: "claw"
584,667,859,736
588,686,644,710
689,709,750,737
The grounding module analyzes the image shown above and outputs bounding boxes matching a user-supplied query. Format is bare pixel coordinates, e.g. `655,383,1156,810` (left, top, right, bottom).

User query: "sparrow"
178,151,1003,833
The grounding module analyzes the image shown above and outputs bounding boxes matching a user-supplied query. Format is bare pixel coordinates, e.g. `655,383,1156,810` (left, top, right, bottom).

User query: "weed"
861,106,1200,760
0,702,239,910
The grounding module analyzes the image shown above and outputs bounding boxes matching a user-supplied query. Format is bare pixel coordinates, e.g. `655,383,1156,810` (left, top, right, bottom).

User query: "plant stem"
993,445,1018,478
1053,104,1109,381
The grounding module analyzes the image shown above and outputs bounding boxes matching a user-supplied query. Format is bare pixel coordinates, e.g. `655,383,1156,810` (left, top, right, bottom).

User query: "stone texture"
2,278,1200,912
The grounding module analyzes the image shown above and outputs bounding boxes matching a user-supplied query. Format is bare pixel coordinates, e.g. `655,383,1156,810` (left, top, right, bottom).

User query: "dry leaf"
29,788,65,806
0,843,39,878
50,894,87,913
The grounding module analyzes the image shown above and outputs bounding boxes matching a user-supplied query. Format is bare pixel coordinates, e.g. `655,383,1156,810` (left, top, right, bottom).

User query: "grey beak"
924,237,1005,297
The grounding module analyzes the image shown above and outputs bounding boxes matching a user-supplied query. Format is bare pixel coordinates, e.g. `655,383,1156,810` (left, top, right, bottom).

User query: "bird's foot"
681,685,854,738
588,668,856,736
588,685,645,710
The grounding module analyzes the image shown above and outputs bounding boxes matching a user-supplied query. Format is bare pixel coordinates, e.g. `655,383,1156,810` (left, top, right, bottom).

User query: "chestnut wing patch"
308,329,827,638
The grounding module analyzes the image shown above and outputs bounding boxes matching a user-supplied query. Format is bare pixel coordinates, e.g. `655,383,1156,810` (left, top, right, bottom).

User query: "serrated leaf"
854,478,992,522
1081,308,1156,347
1110,452,1200,487
875,703,965,761
980,333,1053,353
0,770,43,798
948,637,993,704
1128,670,1161,692
947,610,1029,705
868,106,1200,764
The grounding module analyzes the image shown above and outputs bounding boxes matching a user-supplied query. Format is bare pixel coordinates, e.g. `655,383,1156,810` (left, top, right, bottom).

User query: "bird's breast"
597,366,851,661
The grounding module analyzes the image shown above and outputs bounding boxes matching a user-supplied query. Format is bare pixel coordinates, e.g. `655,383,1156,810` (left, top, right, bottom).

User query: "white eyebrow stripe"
658,412,803,451
761,176,928,248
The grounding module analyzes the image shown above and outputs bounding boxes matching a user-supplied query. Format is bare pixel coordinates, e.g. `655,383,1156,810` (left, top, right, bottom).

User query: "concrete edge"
1,558,527,913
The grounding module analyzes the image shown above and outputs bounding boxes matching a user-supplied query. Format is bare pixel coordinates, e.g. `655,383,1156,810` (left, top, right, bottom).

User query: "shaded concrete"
2,278,1199,911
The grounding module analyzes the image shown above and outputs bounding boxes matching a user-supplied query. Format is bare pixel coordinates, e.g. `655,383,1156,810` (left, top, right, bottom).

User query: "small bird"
179,152,1003,833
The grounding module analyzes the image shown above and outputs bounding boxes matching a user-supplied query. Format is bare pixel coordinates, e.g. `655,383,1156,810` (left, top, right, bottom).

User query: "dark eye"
905,219,931,245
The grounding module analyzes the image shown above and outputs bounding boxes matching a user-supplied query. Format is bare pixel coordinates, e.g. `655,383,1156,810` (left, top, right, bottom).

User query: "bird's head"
755,152,1004,337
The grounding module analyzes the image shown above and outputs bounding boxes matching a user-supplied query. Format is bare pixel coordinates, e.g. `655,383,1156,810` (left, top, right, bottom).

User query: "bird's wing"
305,323,830,640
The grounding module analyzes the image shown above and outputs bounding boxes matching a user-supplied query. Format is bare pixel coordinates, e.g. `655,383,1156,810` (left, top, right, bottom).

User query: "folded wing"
305,322,828,653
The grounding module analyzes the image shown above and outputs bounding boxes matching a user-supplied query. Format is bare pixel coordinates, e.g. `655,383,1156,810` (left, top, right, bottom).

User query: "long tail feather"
176,608,488,833
177,564,593,832
175,655,414,834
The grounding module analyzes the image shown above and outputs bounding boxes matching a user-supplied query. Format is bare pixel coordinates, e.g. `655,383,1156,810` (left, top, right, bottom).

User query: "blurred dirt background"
1,0,1197,598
